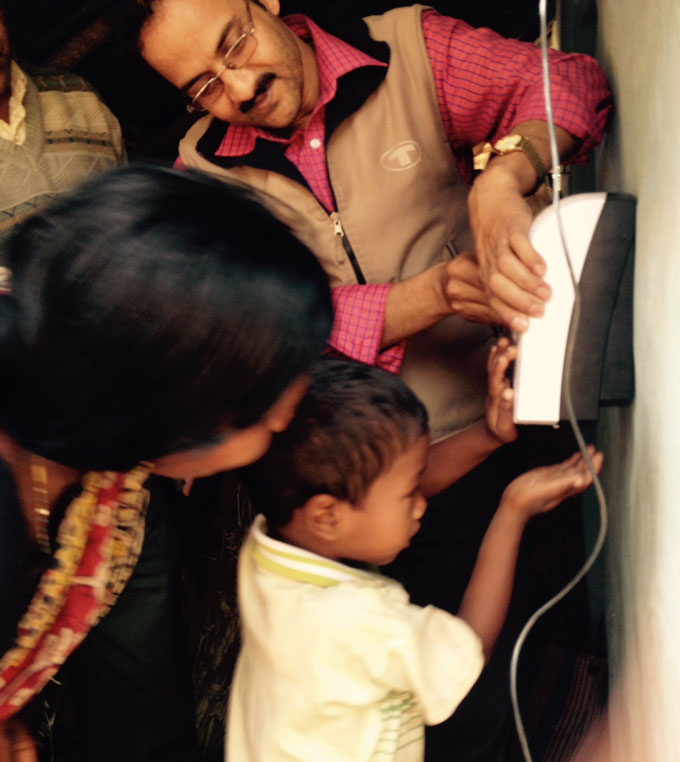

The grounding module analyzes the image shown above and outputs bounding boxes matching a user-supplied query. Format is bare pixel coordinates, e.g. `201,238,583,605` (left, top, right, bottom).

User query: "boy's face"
338,434,429,566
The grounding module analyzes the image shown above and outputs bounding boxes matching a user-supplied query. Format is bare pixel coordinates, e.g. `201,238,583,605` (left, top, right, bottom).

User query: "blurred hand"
0,719,38,762
501,445,604,521
485,337,517,444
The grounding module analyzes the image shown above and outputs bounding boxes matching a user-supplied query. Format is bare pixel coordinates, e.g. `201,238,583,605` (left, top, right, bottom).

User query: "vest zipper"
330,211,366,285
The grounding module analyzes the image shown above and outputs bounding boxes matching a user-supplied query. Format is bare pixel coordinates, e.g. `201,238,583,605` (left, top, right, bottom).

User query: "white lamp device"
513,192,636,425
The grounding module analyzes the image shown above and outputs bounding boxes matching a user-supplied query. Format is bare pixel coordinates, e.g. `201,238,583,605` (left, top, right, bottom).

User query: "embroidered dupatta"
0,465,150,719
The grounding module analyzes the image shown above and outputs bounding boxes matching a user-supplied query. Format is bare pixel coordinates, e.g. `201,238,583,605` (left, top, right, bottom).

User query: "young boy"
229,350,602,762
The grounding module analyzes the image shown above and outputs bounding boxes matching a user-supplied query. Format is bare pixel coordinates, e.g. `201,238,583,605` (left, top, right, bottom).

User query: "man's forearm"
382,253,498,348
382,264,451,347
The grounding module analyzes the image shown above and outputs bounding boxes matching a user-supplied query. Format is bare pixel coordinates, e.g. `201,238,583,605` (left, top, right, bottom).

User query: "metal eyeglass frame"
186,0,257,113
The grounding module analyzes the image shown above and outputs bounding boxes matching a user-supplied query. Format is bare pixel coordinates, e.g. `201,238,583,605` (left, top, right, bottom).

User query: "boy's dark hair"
0,164,332,471
243,358,429,529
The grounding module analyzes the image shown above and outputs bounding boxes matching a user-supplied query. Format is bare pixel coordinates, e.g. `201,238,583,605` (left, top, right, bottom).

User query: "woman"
0,164,332,761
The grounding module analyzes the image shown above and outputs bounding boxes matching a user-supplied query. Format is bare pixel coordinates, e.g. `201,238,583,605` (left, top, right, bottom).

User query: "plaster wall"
595,2,680,759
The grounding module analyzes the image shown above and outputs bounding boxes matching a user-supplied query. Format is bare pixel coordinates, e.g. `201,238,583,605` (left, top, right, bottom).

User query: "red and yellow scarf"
0,465,150,719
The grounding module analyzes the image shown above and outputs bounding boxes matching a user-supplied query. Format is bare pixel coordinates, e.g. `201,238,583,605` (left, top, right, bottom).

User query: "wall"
595,2,680,759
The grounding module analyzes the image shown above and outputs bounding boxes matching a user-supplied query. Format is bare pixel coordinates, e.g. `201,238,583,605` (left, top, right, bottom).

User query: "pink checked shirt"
193,10,612,373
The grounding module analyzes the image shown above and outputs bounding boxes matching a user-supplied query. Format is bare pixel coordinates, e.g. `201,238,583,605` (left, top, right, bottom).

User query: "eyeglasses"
185,0,257,113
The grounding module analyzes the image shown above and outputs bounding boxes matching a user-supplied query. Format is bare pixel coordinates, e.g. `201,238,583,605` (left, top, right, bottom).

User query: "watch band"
473,134,547,186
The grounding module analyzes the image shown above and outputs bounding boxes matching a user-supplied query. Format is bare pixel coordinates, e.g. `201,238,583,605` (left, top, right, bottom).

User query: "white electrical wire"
508,3,610,760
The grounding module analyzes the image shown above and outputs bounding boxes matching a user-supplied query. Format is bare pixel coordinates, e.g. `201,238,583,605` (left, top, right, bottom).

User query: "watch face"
495,134,522,151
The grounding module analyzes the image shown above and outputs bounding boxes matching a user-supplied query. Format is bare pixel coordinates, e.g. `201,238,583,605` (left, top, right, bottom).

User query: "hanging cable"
508,3,610,760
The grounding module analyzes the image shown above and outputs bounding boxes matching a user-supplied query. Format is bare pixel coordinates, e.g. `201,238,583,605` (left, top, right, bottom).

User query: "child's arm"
457,447,604,661
421,338,518,497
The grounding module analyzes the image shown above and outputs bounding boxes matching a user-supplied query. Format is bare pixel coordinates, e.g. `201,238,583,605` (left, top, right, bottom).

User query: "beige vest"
179,5,494,441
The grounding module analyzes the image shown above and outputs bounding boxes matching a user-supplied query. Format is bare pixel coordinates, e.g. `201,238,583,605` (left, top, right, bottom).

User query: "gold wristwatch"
473,134,547,185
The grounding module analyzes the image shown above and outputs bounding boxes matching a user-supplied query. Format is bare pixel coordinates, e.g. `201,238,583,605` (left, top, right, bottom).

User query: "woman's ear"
265,375,309,433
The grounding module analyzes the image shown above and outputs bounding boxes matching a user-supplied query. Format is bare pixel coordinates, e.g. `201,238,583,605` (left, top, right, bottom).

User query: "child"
229,352,603,762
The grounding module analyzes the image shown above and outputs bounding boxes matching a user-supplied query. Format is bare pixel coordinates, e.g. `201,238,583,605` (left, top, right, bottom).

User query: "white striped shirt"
226,515,483,761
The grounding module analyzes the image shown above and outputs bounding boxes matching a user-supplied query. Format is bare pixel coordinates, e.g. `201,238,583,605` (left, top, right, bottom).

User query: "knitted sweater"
0,63,124,244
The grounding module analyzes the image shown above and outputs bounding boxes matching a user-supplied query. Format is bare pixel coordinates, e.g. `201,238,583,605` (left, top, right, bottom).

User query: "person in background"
0,164,332,762
0,1,124,245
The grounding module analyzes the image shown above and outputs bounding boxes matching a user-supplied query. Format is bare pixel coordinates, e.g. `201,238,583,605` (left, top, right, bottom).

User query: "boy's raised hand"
501,446,604,521
458,445,603,658
421,337,519,496
458,444,603,661
485,337,518,445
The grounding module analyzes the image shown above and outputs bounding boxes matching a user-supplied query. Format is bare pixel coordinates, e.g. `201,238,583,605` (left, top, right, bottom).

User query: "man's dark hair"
119,0,157,50
119,0,266,51
0,164,332,471
243,358,428,529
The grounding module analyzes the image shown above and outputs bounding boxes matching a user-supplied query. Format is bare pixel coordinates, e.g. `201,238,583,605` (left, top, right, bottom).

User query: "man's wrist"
475,134,547,193
471,157,528,196
383,265,452,346
488,153,544,195
432,261,458,319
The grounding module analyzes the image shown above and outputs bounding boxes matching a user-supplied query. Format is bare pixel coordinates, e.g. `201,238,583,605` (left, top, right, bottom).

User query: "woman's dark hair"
0,164,332,471
243,358,429,529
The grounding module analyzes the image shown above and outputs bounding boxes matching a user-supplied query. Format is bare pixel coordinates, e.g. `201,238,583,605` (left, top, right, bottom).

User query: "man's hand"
468,164,551,332
0,719,38,762
485,337,517,445
440,251,502,325
468,121,579,332
382,255,499,347
501,446,604,522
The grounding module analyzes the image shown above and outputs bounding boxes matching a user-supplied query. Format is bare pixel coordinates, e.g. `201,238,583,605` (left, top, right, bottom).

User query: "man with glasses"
133,0,611,437
130,0,611,758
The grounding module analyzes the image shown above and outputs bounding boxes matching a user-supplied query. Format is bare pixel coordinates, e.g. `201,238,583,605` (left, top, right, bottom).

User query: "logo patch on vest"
381,141,422,171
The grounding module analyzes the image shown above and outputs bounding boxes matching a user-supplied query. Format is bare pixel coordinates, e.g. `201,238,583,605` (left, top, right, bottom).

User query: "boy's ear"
301,493,347,541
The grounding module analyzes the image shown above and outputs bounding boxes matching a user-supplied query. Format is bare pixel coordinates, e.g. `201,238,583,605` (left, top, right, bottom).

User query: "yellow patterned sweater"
0,62,124,244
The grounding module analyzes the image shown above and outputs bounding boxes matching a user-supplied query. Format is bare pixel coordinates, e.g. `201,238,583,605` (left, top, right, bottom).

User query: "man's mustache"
239,73,276,114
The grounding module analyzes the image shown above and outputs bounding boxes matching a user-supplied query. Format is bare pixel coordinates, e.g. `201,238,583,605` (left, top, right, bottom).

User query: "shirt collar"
215,14,386,158
0,61,27,145
249,514,368,587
